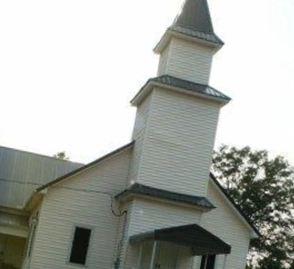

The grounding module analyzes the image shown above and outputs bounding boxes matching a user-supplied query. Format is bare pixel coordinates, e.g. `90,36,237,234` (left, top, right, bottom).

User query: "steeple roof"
174,0,214,34
154,0,223,53
131,75,231,106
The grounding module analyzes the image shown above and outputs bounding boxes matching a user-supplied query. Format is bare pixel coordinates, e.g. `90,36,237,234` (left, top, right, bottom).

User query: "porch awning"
129,224,231,256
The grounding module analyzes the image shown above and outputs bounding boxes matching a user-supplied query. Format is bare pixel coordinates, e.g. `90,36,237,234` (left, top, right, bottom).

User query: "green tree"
212,146,294,269
53,151,69,161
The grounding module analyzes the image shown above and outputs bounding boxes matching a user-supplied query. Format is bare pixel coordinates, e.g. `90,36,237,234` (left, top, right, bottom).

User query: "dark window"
200,256,206,269
207,255,216,269
200,255,216,269
69,227,92,265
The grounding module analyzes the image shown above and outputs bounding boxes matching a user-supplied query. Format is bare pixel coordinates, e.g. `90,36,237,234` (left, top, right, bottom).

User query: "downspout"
110,196,128,269
114,213,128,269
23,214,38,269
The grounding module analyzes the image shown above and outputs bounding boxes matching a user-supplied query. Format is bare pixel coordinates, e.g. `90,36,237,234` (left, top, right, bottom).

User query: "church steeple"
155,0,223,84
155,0,223,55
129,0,230,197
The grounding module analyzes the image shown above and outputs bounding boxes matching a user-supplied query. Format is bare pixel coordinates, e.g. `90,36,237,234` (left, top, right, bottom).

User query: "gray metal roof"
0,146,83,208
131,75,231,105
153,75,230,101
175,0,214,34
169,25,224,46
115,183,215,210
172,0,223,45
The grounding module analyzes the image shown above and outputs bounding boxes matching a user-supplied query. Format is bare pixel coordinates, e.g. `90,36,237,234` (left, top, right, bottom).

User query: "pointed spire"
154,0,224,54
154,0,223,54
174,0,214,34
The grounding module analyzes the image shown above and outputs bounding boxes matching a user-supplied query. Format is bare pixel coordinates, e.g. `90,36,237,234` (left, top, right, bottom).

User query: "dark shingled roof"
131,75,231,105
172,0,223,45
115,183,215,210
129,224,231,255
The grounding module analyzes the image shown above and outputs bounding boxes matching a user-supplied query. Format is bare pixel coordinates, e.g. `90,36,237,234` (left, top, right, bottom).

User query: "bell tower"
156,0,224,84
129,0,230,197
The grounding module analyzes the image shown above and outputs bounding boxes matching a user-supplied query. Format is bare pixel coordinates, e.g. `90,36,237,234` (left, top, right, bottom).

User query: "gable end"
210,173,261,238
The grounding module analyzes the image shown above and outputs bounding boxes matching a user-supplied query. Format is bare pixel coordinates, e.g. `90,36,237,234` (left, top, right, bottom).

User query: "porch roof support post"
204,255,208,269
136,244,143,269
214,255,221,269
222,254,228,269
149,241,158,269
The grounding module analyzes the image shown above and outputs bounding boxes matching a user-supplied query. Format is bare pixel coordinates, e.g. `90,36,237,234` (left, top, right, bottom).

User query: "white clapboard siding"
128,199,202,235
157,37,214,85
124,198,202,269
133,88,221,196
200,180,251,269
129,94,153,184
28,148,132,269
157,45,170,76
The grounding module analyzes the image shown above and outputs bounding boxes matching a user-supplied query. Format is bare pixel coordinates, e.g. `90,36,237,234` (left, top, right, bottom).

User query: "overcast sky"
0,0,293,164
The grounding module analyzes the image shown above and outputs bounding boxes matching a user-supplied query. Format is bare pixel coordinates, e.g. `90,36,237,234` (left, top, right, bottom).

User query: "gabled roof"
0,145,83,208
115,183,215,210
24,142,134,211
131,75,231,106
36,142,134,192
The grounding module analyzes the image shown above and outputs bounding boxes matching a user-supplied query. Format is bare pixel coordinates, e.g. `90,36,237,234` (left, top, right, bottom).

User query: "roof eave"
36,141,135,193
115,184,216,211
116,191,213,212
23,142,135,212
23,190,45,212
131,80,230,107
154,28,224,55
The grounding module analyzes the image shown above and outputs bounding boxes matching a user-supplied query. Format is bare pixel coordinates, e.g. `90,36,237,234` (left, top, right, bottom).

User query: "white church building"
0,0,260,268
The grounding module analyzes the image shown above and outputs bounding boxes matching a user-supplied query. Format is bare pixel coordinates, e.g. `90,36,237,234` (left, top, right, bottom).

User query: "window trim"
67,224,94,268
